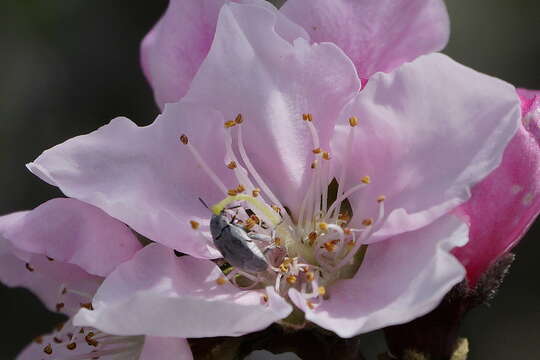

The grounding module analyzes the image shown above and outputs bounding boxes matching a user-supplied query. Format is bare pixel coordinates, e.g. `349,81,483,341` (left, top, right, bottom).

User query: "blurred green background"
0,0,538,359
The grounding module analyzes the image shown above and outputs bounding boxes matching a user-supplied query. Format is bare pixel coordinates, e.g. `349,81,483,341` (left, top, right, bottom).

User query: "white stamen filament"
185,142,228,194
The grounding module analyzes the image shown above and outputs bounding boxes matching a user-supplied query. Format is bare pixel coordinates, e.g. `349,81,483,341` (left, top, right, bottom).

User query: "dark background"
0,0,538,359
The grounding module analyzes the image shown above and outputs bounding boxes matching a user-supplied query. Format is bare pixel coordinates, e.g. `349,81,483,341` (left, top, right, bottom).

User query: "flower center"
181,113,386,310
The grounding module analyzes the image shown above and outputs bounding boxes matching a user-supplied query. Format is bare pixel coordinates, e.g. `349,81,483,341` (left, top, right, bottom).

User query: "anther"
226,161,237,169
55,303,65,312
343,228,352,235
312,148,322,154
349,116,359,127
224,120,236,128
318,286,327,296
307,300,315,309
308,232,318,245
361,176,371,184
323,241,336,252
306,272,315,282
227,189,238,196
190,220,200,230
311,160,318,169
47,256,54,262
53,337,63,344
271,205,281,214
286,275,297,285
338,213,351,222
261,294,269,303
216,277,227,285
377,195,386,203
66,343,77,350
362,218,374,226
81,303,94,310
252,188,261,197
179,134,189,145
279,264,289,273
274,237,282,246
249,215,260,224
34,336,43,344
322,152,331,160
236,184,245,193
319,222,328,232
25,263,34,272
43,344,53,355
234,114,244,124
302,113,313,122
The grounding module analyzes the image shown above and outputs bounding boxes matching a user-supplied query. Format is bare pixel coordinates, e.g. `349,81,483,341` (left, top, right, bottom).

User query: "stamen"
25,263,34,272
224,120,236,128
362,218,374,226
179,134,228,194
216,277,227,285
190,220,200,230
227,161,237,169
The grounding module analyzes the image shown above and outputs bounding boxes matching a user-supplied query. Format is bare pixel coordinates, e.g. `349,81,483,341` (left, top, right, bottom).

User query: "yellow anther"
307,300,315,309
311,160,318,169
308,232,318,245
216,277,227,285
338,212,350,222
261,294,269,303
279,263,289,273
274,237,282,246
244,219,256,230
179,134,189,145
224,120,236,128
324,241,336,252
66,343,77,350
234,113,244,124
227,161,237,169
322,152,331,160
236,184,245,193
349,116,359,127
80,302,94,310
377,195,386,203
318,286,327,296
286,275,297,284
302,113,313,122
361,176,371,184
312,147,322,154
271,205,281,214
282,257,293,266
252,188,261,197
362,218,374,226
43,344,53,355
306,272,315,282
249,214,260,224
190,220,200,230
227,189,238,196
319,222,329,231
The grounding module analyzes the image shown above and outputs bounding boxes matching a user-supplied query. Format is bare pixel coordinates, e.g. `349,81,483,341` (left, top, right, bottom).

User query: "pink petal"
27,107,231,259
74,244,292,337
454,90,540,284
332,53,520,241
140,337,193,360
281,0,450,79
289,214,467,337
142,0,308,108
1,232,101,315
0,198,141,277
184,2,360,216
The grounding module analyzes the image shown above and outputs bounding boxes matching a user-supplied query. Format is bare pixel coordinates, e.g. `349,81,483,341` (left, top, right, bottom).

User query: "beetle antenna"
198,197,209,209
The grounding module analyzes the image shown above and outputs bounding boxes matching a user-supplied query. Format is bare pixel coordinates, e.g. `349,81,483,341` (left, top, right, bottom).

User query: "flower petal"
27,105,236,259
332,53,520,241
74,243,292,338
281,0,450,79
454,90,540,284
0,198,141,277
142,0,308,108
289,214,467,337
183,2,360,216
140,337,193,360
1,232,101,315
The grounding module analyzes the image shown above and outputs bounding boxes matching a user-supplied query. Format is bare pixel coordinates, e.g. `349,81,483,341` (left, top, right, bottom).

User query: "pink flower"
454,89,540,285
26,1,520,340
0,198,192,359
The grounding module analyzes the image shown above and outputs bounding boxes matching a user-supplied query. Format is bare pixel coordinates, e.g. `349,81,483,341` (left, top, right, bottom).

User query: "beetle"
210,212,269,273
